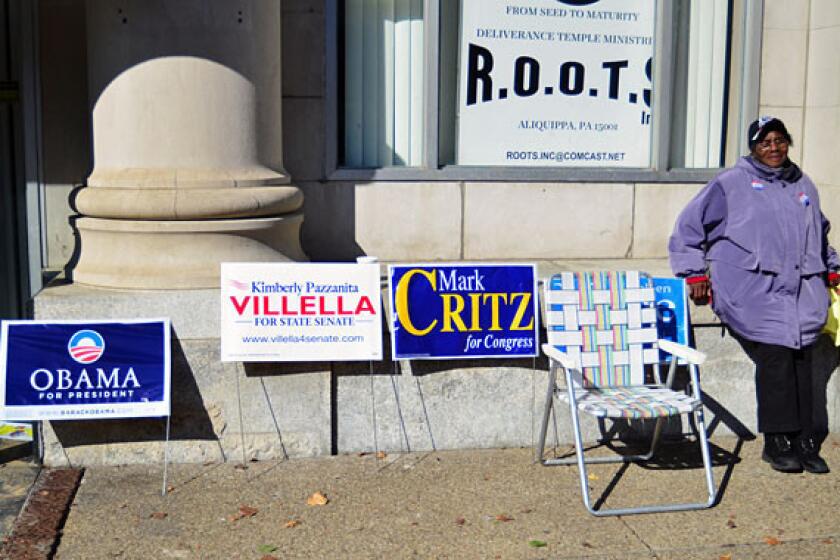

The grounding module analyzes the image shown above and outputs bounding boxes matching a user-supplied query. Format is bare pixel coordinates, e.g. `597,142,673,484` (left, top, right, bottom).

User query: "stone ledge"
34,282,220,340
37,258,721,340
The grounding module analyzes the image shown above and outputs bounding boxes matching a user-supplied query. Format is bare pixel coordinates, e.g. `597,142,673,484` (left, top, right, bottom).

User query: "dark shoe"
795,435,830,474
762,434,802,473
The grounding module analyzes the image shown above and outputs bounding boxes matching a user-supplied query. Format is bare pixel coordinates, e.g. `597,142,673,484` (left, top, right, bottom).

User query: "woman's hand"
686,276,712,305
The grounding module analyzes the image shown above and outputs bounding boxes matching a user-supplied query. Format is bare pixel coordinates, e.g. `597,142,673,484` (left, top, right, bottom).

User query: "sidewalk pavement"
0,441,39,539
44,434,840,559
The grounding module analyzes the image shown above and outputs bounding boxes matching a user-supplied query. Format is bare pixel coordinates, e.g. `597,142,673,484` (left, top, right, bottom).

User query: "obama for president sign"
0,319,171,420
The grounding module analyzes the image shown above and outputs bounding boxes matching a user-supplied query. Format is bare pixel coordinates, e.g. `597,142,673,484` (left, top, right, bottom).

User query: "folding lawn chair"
536,271,716,516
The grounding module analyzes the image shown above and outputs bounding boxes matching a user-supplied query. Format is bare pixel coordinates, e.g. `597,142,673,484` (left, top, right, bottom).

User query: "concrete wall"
25,0,840,467
35,0,713,266
34,285,332,465
32,280,840,466
804,1,840,240
761,0,840,246
299,181,706,261
36,0,840,268
286,0,840,263
338,326,840,455
39,0,91,269
280,0,712,262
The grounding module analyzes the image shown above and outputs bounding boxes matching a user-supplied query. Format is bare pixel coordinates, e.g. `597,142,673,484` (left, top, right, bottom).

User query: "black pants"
731,332,815,435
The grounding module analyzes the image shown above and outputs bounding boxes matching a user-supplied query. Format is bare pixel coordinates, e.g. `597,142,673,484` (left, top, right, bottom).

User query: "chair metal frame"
536,272,716,516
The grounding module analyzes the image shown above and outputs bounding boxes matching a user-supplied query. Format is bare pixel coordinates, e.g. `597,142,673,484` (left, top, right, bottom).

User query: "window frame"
325,0,763,183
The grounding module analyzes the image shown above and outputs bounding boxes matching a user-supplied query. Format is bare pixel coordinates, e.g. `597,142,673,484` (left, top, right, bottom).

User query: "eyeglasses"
756,138,789,150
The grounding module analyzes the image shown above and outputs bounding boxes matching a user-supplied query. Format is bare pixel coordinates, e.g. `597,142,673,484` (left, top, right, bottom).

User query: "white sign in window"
457,0,655,167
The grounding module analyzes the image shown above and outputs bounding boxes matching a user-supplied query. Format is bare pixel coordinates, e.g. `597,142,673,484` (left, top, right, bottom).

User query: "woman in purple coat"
669,117,840,474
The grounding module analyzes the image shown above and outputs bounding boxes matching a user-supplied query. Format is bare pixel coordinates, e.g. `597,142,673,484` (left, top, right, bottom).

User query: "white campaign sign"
221,263,383,362
457,0,655,167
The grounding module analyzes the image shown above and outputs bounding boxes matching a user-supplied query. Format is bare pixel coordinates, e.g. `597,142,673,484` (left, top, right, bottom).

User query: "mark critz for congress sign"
457,0,654,167
389,264,538,360
0,320,171,420
221,263,383,362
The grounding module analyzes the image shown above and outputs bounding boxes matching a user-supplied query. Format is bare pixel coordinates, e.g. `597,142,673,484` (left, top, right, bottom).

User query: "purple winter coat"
669,156,839,349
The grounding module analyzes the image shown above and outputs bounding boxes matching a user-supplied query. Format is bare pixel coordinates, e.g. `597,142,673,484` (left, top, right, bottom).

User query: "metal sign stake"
161,414,171,496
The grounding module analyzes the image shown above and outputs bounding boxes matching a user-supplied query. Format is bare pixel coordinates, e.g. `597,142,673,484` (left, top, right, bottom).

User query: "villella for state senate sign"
0,319,171,421
220,262,383,362
388,264,539,360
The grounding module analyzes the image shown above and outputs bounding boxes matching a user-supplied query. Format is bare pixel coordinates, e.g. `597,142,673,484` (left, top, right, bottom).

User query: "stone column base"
72,213,306,289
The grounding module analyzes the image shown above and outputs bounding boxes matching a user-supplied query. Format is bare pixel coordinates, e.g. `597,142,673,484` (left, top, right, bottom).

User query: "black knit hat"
748,116,792,149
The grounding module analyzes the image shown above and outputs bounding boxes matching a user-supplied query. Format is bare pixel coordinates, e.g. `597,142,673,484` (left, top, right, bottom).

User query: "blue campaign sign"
652,277,690,362
0,320,171,420
389,264,538,360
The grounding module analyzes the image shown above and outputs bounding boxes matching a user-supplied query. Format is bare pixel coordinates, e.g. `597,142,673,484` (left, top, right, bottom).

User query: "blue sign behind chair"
652,277,690,363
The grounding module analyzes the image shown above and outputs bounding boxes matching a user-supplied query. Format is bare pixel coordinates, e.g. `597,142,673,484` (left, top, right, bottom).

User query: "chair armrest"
658,339,706,365
541,343,580,370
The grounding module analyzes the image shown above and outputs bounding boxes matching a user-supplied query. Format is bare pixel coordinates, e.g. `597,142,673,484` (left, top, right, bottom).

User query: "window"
334,0,762,177
669,0,759,168
341,0,425,168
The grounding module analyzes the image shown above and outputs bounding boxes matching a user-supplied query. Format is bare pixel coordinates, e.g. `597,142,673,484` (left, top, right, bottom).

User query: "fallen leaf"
495,514,514,522
410,521,419,526
227,505,258,522
239,505,258,518
357,451,371,457
307,491,329,506
587,473,599,481
166,485,175,494
823,538,834,544
260,556,278,560
454,517,466,526
149,512,168,520
284,520,300,528
257,544,278,554
719,555,732,560
764,536,781,546
582,542,594,549
528,540,548,548
483,474,491,481
376,451,387,459
726,520,737,529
